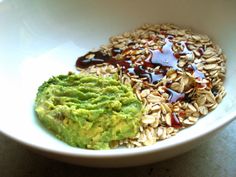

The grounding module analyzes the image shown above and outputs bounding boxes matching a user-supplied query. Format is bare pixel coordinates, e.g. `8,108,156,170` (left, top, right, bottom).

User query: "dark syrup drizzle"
112,48,123,56
76,36,206,104
171,113,182,128
186,64,205,79
166,88,185,103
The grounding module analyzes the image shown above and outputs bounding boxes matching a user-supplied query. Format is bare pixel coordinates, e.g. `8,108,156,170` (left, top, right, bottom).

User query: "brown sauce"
171,113,182,128
76,36,206,105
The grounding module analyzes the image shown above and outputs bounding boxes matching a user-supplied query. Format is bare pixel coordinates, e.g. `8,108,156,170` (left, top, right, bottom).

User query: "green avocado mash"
35,73,142,150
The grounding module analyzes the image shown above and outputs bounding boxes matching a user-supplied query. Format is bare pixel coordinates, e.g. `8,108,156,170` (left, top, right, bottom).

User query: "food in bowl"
35,23,226,149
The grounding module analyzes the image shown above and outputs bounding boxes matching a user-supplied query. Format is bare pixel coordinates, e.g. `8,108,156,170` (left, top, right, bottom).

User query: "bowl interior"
0,0,236,156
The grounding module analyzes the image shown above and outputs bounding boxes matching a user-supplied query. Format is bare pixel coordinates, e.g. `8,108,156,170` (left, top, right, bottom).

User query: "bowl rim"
1,111,235,158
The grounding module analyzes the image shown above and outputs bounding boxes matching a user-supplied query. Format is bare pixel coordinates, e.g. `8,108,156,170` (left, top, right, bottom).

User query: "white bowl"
0,0,235,167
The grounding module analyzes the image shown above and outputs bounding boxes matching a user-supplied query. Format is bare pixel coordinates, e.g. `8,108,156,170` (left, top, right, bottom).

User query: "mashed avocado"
35,73,142,150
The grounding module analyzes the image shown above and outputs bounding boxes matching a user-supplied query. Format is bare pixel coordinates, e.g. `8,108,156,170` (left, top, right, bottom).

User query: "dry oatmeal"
76,24,226,148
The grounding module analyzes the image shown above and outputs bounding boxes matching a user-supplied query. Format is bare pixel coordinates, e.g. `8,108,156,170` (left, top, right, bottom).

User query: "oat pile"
76,24,226,148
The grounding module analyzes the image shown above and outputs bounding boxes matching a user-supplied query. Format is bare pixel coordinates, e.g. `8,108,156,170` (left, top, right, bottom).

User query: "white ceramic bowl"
0,0,235,167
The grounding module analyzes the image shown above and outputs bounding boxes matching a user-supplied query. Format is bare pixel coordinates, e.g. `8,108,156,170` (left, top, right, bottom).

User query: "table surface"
0,120,235,177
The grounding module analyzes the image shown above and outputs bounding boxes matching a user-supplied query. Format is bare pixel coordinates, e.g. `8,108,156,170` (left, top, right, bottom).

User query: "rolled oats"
75,23,226,148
